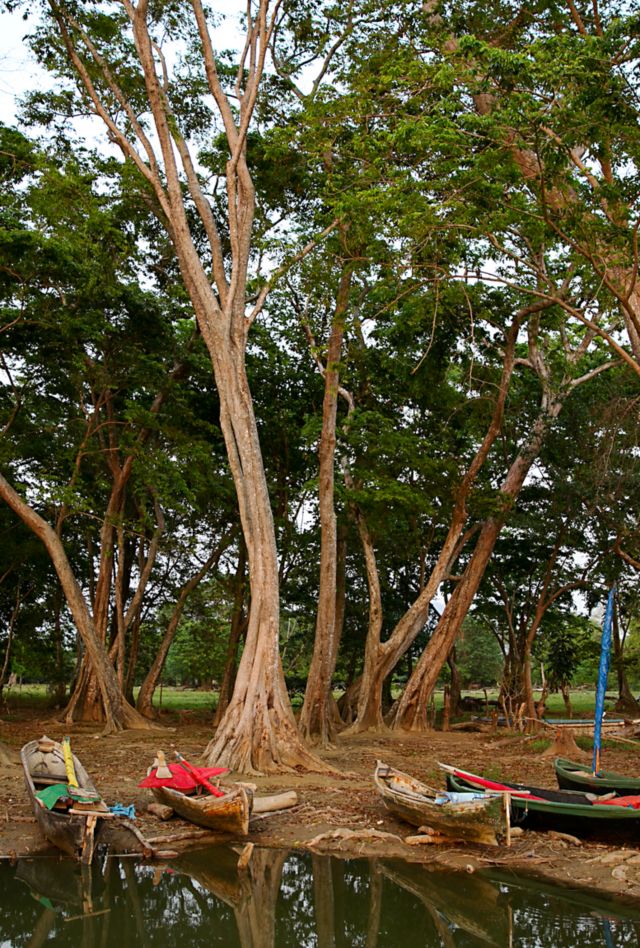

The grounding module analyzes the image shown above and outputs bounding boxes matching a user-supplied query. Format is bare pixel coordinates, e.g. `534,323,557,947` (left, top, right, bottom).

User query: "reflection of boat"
488,867,640,922
21,738,108,863
172,846,251,908
374,761,507,845
380,860,509,947
555,757,640,796
441,763,640,838
15,857,104,911
151,784,252,835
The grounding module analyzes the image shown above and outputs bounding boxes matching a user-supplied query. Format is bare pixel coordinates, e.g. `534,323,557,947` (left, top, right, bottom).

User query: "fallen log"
252,791,299,814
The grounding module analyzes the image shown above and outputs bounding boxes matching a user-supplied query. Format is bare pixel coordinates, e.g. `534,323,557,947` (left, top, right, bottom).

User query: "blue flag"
593,586,616,773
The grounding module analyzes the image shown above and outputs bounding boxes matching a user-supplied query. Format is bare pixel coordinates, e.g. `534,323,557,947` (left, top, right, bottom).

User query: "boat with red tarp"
439,763,640,838
139,751,252,836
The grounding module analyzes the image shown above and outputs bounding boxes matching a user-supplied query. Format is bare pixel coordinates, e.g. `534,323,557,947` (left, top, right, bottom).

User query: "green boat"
440,763,640,839
555,757,640,797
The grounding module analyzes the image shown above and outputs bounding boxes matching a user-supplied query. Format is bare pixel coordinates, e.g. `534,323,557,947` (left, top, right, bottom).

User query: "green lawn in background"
0,684,624,720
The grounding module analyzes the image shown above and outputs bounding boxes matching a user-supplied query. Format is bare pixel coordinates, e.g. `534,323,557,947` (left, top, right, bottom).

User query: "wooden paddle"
174,752,224,797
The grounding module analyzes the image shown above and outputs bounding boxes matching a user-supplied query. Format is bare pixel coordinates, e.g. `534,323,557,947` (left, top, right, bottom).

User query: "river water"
1,846,639,946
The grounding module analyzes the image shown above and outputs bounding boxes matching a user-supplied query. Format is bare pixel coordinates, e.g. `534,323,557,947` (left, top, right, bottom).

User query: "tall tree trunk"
350,314,523,732
50,0,325,769
300,263,353,745
201,339,322,772
0,473,151,732
392,398,564,731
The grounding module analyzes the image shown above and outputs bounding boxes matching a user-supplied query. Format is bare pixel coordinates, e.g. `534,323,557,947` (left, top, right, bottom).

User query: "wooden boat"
21,737,109,863
374,761,508,845
151,783,252,835
555,757,640,796
440,763,640,839
541,716,626,736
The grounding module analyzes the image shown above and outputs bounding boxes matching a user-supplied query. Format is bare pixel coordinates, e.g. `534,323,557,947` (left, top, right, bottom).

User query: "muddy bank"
2,714,640,906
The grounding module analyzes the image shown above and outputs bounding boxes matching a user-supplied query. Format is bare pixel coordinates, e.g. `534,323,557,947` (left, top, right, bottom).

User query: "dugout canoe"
21,737,109,863
541,717,627,736
440,763,640,839
374,761,508,846
152,784,252,836
555,757,640,796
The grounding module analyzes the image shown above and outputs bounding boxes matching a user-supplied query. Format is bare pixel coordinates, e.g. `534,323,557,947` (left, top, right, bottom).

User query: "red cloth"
138,762,228,791
451,769,545,801
594,795,640,809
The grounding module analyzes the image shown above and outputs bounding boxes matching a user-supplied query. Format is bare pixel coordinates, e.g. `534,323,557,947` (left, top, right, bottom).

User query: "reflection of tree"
312,855,335,948
26,908,56,948
365,861,382,948
235,849,287,948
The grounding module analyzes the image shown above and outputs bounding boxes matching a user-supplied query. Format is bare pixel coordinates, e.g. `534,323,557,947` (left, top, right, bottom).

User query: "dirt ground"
2,710,640,907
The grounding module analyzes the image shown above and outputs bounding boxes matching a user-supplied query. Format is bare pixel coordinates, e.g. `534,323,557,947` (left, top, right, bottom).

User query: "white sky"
0,3,247,128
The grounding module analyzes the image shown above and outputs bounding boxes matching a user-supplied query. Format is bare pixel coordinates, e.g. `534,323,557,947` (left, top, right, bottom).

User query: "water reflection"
1,847,640,947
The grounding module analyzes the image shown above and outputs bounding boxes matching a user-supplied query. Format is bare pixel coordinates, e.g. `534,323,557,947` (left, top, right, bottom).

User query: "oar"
61,737,79,789
174,752,224,797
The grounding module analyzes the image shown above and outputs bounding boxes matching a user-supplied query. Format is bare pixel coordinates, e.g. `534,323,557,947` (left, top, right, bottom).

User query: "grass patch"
527,738,552,754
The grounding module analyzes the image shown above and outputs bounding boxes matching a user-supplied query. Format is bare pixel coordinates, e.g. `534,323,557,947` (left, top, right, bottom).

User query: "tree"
21,0,344,770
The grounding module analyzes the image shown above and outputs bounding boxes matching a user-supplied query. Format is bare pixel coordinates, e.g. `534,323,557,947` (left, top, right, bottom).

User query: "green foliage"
456,617,503,687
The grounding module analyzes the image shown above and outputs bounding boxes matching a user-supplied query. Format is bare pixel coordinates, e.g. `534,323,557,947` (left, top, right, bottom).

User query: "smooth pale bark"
0,473,151,732
349,315,523,732
51,1,324,771
202,339,323,771
300,264,354,745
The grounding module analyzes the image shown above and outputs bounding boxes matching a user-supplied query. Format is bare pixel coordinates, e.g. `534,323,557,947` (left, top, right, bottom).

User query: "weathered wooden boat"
541,716,626,736
150,783,253,835
555,757,640,796
374,761,508,846
440,763,640,839
21,737,109,863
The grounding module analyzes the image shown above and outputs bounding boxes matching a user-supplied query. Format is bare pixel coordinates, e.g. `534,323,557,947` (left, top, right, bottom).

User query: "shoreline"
2,715,640,905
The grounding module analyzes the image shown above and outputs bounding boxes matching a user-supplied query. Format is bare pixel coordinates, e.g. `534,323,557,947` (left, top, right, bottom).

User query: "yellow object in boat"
61,736,78,789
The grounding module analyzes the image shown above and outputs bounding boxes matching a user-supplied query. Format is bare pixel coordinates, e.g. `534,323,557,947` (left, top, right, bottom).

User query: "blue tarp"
593,586,616,773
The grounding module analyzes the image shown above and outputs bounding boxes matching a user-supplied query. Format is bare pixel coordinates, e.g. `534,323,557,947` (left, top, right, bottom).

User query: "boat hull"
443,765,640,839
152,785,251,835
21,739,106,861
555,757,640,796
374,761,507,846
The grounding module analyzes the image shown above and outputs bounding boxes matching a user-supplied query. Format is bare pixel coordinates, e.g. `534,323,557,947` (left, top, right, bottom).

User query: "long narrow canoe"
152,784,252,836
542,717,627,735
21,737,108,862
555,757,640,796
374,761,508,846
440,763,640,839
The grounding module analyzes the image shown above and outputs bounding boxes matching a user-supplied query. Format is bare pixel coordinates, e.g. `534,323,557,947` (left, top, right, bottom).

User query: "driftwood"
548,830,582,847
252,791,298,814
147,802,175,821
306,827,402,850
145,828,218,845
237,842,254,871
